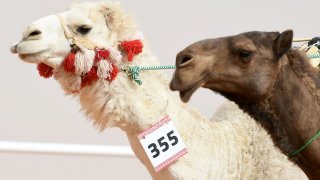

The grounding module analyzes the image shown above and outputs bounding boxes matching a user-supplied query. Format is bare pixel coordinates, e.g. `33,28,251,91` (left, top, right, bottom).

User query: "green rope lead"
122,54,319,85
288,130,320,158
309,53,320,59
122,65,176,85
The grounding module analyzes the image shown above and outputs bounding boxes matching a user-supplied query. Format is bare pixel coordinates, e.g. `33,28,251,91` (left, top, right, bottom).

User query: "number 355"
147,130,178,158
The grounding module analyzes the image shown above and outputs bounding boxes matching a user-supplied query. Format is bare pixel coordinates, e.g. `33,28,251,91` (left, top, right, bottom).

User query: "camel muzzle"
10,44,18,54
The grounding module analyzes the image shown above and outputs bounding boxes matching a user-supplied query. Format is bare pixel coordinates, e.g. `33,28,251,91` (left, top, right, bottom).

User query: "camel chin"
179,85,199,103
171,78,206,102
18,52,46,64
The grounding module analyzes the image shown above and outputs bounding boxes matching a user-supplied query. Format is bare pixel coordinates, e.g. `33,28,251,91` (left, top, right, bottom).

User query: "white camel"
10,2,307,179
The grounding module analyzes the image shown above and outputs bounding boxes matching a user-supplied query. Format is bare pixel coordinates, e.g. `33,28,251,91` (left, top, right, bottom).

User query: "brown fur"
170,30,320,179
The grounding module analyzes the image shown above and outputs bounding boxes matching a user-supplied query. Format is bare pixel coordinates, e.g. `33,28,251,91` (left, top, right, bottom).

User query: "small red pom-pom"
107,63,119,82
95,49,110,63
81,67,99,88
37,63,53,78
121,40,143,61
63,52,76,73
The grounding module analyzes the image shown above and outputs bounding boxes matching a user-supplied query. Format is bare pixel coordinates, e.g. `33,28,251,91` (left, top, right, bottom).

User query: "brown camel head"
170,30,293,102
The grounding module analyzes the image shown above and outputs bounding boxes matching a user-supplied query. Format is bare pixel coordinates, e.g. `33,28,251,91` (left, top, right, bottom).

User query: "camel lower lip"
180,90,192,102
18,50,47,60
179,83,201,103
18,53,38,60
19,54,30,59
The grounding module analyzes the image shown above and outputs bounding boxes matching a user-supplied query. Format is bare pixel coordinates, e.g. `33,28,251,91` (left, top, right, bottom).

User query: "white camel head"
10,2,145,94
11,2,139,66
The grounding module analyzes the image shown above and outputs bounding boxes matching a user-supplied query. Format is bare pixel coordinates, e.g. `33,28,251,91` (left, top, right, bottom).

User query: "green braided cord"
121,53,319,85
128,66,143,85
288,130,320,158
122,65,176,85
308,54,320,59
139,65,176,71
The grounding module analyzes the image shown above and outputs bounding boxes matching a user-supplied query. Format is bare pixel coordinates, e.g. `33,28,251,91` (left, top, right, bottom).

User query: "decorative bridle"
37,15,143,91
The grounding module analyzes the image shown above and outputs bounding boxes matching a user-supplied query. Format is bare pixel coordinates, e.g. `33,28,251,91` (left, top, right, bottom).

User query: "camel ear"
273,30,293,58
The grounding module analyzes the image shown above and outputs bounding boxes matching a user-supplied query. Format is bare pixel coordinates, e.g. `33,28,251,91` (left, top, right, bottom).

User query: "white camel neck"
76,48,201,178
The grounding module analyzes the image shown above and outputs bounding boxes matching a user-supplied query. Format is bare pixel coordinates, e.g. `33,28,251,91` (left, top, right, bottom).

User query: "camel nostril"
180,55,193,66
28,30,42,37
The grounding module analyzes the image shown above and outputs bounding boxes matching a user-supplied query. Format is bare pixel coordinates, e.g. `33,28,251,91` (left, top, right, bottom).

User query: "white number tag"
138,115,187,172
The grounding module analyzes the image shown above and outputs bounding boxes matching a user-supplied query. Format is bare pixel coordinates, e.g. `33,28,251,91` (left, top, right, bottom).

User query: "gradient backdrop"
0,0,318,179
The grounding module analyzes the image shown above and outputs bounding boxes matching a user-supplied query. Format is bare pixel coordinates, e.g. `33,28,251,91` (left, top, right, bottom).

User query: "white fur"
54,68,81,93
129,31,144,41
12,2,307,179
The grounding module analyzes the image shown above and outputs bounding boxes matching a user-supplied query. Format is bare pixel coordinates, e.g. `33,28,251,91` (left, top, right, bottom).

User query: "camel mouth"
19,53,37,59
11,41,51,60
179,80,205,103
17,50,49,63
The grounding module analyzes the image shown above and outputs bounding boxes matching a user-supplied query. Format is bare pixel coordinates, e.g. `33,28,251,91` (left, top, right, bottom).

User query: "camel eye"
29,30,42,37
238,49,252,58
76,25,92,35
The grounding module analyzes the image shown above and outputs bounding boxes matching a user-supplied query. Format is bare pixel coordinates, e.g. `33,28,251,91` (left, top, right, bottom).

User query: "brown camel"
170,30,320,179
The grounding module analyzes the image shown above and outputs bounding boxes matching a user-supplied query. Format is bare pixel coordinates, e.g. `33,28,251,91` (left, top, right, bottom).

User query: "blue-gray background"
0,0,318,179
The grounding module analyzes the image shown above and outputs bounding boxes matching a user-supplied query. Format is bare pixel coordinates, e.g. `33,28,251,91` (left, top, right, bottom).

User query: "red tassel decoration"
120,40,143,61
37,63,53,78
106,63,119,82
63,52,76,73
81,67,99,88
95,49,110,63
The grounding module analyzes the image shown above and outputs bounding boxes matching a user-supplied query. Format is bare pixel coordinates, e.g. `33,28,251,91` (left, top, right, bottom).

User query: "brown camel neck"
268,56,320,153
267,53,320,177
221,50,320,178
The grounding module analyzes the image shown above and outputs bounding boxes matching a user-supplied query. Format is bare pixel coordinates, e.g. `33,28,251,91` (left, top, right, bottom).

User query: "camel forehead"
205,31,281,54
63,2,105,23
68,1,100,11
236,31,280,48
191,31,280,53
